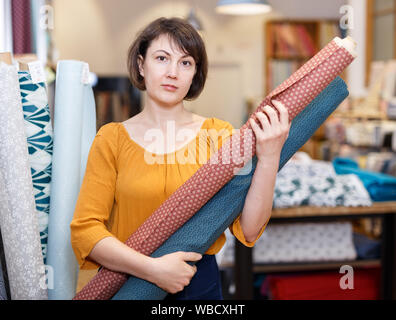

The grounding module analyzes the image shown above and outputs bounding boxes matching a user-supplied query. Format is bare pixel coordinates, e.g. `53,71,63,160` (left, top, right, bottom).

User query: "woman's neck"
139,97,194,129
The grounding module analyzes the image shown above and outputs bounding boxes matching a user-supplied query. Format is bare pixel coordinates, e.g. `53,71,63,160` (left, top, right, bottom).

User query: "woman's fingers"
263,105,279,127
256,111,271,133
249,117,265,140
272,99,289,127
250,101,290,139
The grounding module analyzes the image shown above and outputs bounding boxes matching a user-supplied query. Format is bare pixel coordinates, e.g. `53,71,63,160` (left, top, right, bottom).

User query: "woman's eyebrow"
153,49,191,58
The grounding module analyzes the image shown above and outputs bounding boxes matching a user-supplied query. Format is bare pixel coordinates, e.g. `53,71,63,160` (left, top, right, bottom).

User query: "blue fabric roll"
112,76,349,300
46,61,96,300
333,157,396,201
18,70,53,265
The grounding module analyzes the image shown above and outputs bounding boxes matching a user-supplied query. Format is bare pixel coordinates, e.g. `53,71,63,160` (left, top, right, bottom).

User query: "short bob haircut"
127,17,208,100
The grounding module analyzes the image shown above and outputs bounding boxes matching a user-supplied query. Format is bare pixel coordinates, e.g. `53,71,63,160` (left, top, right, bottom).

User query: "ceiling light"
216,0,272,15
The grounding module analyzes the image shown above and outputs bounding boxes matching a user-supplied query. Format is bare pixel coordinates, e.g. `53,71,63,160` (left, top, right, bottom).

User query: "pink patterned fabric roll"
74,37,356,300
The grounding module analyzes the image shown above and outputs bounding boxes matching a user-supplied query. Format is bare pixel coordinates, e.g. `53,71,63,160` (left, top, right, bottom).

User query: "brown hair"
127,17,208,100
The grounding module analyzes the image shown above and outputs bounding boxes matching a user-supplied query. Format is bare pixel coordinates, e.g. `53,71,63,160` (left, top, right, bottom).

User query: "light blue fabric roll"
112,76,349,300
18,71,53,265
46,61,96,300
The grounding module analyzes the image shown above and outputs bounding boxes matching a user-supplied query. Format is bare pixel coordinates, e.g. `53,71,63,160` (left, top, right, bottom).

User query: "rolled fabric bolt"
46,60,96,300
18,70,54,265
74,37,356,300
0,62,48,300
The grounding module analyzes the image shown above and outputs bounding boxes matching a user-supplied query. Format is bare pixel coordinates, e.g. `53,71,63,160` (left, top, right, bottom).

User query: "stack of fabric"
261,267,381,300
274,155,372,208
220,222,357,265
333,157,396,201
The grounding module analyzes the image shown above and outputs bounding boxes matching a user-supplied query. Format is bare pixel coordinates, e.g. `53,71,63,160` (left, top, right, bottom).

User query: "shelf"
271,201,396,219
220,259,381,273
332,111,389,120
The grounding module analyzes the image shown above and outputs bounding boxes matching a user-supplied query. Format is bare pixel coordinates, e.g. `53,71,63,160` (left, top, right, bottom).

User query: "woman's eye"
157,56,167,62
182,61,192,66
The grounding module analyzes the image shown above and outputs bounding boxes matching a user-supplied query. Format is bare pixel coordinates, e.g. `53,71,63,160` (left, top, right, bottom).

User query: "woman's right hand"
149,251,202,294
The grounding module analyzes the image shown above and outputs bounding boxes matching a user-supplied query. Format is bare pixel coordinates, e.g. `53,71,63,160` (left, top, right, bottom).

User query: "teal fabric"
112,76,349,300
18,71,53,264
46,61,96,300
333,157,396,201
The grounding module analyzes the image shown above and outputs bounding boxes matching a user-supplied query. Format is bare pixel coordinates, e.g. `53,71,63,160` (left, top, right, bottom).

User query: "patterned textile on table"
274,157,372,208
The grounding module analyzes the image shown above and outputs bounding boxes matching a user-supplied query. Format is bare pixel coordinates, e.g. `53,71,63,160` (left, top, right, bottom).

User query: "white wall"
52,0,352,122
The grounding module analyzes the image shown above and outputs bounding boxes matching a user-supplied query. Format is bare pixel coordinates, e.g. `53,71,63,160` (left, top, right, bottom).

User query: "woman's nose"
166,62,178,78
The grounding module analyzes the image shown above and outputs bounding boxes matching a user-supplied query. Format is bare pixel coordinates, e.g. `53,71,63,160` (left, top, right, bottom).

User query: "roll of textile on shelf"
11,0,32,54
18,70,53,264
75,36,356,300
46,61,96,300
0,62,48,300
112,76,350,300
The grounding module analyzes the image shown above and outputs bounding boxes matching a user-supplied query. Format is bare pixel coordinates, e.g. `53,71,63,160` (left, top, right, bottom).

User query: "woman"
70,17,290,300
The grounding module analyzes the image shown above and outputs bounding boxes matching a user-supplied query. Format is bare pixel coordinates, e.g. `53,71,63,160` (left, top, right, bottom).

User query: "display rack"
227,201,396,300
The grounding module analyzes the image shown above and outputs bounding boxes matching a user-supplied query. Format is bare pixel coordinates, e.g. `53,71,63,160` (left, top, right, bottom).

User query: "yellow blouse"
70,117,266,270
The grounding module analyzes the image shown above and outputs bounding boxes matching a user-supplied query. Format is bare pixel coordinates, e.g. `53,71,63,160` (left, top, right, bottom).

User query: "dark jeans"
164,254,223,300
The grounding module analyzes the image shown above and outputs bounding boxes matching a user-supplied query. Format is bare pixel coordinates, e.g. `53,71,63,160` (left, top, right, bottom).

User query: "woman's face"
138,34,197,107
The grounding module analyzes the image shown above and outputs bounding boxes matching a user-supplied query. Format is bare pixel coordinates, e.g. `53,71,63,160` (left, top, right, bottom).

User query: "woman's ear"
137,54,144,78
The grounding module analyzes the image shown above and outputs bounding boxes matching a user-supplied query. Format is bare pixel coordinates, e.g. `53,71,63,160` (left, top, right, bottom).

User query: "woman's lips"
162,84,178,92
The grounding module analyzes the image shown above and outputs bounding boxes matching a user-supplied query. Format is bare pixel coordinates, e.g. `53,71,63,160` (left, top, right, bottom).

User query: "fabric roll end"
334,36,357,58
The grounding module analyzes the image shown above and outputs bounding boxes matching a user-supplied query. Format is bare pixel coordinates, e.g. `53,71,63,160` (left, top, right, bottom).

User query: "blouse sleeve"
70,124,118,269
213,118,268,248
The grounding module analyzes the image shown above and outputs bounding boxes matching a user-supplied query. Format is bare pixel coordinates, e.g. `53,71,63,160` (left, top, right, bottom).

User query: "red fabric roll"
74,39,355,300
12,0,32,54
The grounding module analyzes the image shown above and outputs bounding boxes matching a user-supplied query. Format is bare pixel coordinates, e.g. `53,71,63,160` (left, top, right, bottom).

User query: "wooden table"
232,201,396,300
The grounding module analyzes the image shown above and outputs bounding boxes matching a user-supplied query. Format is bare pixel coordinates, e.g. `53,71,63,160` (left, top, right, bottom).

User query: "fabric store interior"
0,0,396,301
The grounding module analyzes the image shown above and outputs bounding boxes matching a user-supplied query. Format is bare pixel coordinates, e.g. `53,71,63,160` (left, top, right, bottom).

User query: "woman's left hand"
249,100,291,162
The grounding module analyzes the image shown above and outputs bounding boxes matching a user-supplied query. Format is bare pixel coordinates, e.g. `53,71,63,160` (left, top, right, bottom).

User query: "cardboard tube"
0,52,12,65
